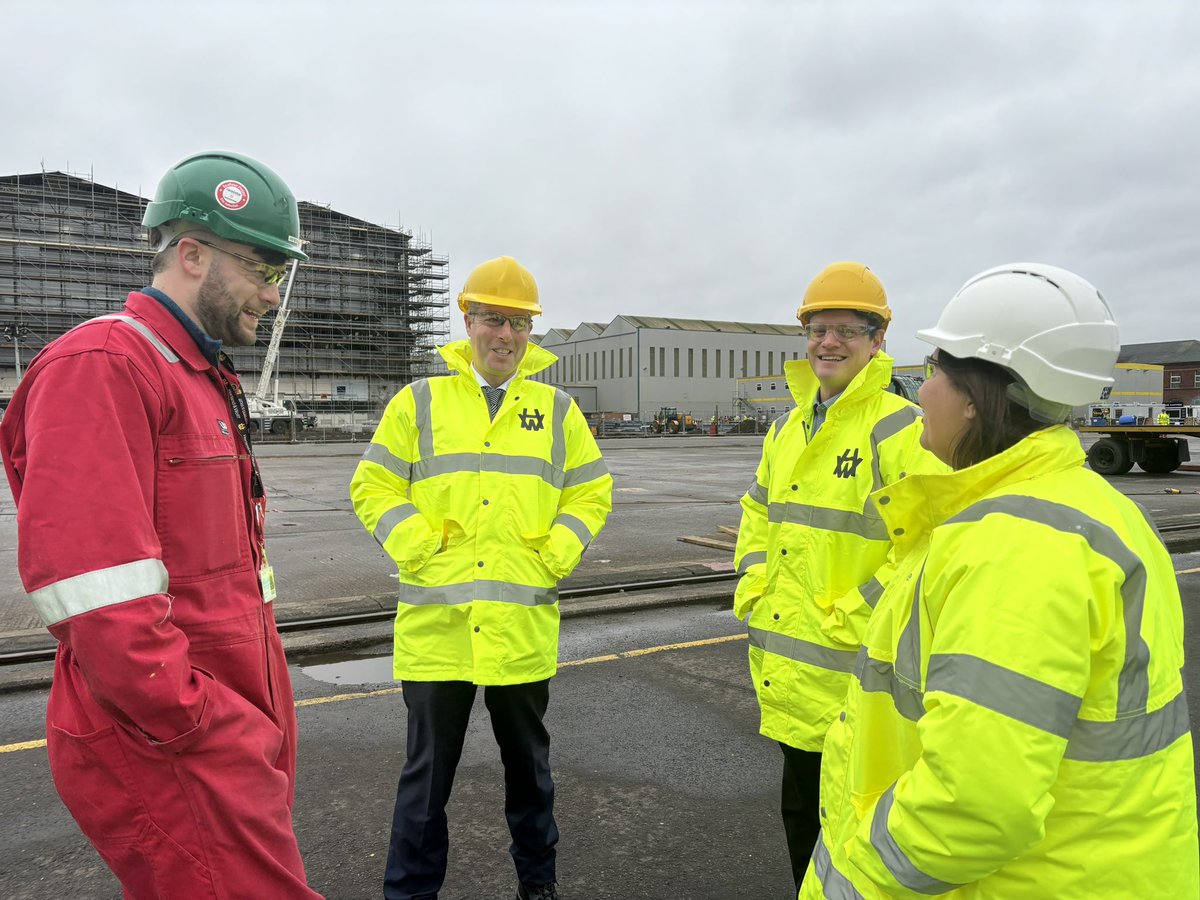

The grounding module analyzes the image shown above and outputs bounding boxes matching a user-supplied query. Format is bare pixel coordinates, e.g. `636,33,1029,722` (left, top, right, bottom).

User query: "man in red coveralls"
0,151,323,899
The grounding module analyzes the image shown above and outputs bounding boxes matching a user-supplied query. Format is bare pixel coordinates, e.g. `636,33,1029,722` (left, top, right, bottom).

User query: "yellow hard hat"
797,261,891,325
457,256,541,315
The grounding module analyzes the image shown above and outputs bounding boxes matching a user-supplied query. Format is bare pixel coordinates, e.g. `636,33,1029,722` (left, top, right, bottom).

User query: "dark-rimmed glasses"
171,235,290,285
470,311,533,333
923,355,941,381
800,323,876,342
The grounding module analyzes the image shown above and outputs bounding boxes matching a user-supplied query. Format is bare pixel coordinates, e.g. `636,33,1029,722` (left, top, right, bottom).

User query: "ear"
177,237,207,279
964,400,977,420
463,312,474,334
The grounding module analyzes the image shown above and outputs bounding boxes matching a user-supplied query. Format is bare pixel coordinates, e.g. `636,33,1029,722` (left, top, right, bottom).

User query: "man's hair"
935,351,1045,469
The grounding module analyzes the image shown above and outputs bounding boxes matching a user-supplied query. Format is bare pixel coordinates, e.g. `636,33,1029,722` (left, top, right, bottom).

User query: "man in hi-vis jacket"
351,256,612,900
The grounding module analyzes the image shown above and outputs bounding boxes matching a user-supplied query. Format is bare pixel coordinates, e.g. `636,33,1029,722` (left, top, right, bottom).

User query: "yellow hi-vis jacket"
803,425,1199,900
349,340,613,685
734,351,945,751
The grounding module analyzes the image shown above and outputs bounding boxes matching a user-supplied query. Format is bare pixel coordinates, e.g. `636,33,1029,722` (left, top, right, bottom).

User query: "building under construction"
0,171,449,418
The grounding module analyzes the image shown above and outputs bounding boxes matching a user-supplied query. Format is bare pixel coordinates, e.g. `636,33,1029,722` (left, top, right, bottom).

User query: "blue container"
1117,415,1137,425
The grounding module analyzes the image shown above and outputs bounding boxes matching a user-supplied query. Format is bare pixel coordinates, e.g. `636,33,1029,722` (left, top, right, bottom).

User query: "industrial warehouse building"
0,171,450,422
528,316,808,420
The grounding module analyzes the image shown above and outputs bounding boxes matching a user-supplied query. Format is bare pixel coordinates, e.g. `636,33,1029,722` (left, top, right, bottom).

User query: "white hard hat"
917,263,1120,406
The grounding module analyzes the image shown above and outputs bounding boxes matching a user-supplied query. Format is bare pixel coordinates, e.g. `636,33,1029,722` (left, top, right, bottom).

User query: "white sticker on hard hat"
215,180,250,211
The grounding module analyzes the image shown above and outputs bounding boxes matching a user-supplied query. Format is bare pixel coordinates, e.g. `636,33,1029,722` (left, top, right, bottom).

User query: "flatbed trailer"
1078,424,1199,475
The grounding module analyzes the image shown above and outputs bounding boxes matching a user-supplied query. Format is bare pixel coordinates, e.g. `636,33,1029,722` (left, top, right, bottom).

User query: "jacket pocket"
47,723,145,843
157,434,250,581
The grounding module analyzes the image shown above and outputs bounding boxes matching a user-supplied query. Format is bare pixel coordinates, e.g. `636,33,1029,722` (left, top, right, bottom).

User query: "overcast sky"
2,1,1196,364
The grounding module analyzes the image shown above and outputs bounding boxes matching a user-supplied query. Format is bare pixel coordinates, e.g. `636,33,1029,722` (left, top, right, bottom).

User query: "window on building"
715,348,721,378
756,383,762,391
610,349,614,379
793,351,799,360
1194,372,1200,388
770,382,776,390
585,354,590,381
650,346,656,376
1170,374,1181,388
755,351,761,377
659,347,665,376
768,351,774,375
628,347,633,378
674,348,680,377
602,351,607,380
620,348,625,378
688,348,694,378
742,350,748,378
702,348,708,377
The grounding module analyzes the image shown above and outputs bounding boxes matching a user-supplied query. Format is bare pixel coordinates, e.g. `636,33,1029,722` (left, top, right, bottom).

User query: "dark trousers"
384,679,558,900
779,742,823,893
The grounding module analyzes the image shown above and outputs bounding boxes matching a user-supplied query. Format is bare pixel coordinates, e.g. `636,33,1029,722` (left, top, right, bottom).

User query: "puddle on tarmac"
302,655,395,685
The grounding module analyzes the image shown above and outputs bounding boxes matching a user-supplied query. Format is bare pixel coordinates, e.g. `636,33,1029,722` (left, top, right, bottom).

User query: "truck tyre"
1087,438,1132,476
1139,444,1181,474
248,420,262,435
270,419,289,435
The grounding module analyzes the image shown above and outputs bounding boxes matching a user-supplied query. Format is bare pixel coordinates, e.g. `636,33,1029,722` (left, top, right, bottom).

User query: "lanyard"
216,362,264,500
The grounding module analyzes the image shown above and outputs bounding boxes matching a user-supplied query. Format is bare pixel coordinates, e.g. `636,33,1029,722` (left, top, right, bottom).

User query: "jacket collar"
124,290,224,373
438,339,557,383
871,425,1086,552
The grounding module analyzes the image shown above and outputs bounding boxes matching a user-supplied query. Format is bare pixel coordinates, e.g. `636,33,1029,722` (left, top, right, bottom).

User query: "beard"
195,265,256,347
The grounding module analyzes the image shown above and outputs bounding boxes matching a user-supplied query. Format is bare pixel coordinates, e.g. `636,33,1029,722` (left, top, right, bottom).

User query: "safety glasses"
470,311,533,333
923,355,941,381
173,236,290,285
800,323,876,342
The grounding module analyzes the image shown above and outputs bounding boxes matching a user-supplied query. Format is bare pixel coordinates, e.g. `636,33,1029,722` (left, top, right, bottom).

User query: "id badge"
259,558,277,603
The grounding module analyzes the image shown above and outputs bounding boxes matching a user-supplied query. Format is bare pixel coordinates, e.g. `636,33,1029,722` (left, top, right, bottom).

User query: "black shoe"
516,881,559,900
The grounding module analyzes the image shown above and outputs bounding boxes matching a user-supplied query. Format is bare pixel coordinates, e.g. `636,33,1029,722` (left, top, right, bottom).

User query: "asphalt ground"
1,433,1199,690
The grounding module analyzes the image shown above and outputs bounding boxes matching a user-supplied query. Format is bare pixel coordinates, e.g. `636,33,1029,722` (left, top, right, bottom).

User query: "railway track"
0,571,739,667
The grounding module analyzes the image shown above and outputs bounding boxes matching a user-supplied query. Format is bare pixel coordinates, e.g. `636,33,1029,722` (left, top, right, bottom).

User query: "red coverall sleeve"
15,350,208,745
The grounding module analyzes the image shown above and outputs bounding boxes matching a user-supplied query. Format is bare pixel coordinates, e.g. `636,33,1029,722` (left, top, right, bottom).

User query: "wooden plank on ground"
717,525,739,537
678,536,737,551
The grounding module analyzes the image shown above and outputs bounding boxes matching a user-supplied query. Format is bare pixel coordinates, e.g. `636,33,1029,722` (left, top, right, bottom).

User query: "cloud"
2,0,1196,361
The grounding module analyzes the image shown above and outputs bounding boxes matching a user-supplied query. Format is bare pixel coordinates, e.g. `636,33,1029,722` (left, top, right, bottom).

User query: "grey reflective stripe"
768,502,889,541
412,379,435,459
926,653,1082,739
947,496,1150,715
412,453,567,489
748,624,857,673
772,410,792,436
374,502,421,546
399,580,558,607
89,315,178,363
737,551,767,574
855,651,925,722
361,442,412,480
812,833,866,900
869,406,921,490
871,784,965,895
555,513,593,548
746,480,769,507
895,565,924,685
564,457,609,487
29,558,169,626
551,389,572,472
872,405,922,445
1065,690,1191,761
860,576,884,609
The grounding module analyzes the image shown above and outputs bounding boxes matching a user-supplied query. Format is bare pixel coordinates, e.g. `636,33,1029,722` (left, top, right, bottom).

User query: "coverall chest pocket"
157,434,250,581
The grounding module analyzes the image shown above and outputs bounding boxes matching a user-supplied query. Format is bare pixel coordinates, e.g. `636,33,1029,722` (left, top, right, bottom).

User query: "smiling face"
917,352,977,467
465,303,530,386
806,309,885,399
193,253,281,347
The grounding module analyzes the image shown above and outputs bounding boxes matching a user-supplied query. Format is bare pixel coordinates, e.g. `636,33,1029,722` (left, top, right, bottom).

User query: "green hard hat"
142,150,308,260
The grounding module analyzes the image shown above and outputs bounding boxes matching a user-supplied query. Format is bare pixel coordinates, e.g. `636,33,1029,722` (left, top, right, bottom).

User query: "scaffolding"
0,171,450,411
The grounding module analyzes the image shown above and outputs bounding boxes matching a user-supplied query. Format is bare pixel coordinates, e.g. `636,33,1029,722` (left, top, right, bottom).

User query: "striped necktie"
483,385,505,420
